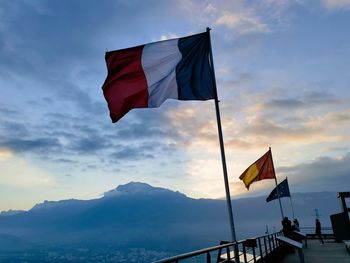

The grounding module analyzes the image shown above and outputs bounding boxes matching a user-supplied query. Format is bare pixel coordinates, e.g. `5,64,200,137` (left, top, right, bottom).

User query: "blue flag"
266,178,291,202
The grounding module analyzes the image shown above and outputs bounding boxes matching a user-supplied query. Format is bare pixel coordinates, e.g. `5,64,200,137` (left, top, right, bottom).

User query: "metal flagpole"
207,28,240,262
207,27,237,242
269,147,284,219
287,177,295,219
289,197,295,219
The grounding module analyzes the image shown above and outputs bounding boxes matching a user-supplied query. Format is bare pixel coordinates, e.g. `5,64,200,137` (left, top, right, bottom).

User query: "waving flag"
239,149,276,190
101,31,215,122
266,178,291,202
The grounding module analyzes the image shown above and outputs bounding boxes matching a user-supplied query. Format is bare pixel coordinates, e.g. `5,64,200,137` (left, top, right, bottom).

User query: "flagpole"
269,147,284,219
289,197,295,219
287,178,295,219
207,28,237,242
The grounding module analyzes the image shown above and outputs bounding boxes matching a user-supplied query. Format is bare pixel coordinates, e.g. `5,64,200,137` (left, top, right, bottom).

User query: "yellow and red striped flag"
239,149,276,190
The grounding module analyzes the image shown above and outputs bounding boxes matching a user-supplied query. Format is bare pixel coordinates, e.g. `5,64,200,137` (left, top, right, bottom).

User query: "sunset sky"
1,0,350,211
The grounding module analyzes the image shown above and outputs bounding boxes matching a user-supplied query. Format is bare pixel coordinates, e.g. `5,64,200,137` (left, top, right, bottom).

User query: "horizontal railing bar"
153,242,237,263
154,232,282,263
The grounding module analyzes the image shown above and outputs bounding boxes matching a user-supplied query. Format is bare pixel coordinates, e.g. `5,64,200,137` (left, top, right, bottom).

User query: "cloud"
54,158,77,164
0,148,13,159
279,152,350,192
0,157,56,188
162,88,350,152
321,0,350,10
164,102,219,150
183,158,228,198
222,88,350,148
307,109,350,127
0,121,29,138
0,138,62,155
177,0,303,39
159,33,179,41
215,11,270,34
0,0,349,208
242,116,328,143
248,88,341,110
0,106,18,116
110,145,155,161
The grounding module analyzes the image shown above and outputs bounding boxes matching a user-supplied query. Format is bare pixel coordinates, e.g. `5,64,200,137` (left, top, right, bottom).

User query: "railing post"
258,238,264,263
242,243,247,263
234,243,240,263
271,234,276,250
206,251,211,263
252,245,257,263
226,245,230,262
264,236,268,257
267,235,272,253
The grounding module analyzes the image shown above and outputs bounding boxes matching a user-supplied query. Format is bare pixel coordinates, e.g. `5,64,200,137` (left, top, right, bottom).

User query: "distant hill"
0,182,341,254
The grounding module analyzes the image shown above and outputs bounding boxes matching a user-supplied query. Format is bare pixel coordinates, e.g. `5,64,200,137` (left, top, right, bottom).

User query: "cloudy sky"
1,0,350,211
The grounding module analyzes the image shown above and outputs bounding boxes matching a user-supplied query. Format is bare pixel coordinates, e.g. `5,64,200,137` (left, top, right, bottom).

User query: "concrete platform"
282,239,350,263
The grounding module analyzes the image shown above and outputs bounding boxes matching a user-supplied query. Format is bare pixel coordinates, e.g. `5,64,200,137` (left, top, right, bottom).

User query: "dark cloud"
265,98,305,109
0,121,29,137
0,137,61,154
0,0,198,171
218,72,256,90
278,153,350,192
69,136,109,154
111,148,154,161
0,0,186,77
303,91,339,104
0,106,18,116
242,117,318,139
54,158,77,164
49,79,106,115
263,91,341,111
116,121,168,140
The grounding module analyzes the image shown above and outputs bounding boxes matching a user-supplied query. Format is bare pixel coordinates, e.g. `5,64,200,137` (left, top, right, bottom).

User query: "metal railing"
299,226,334,239
153,232,283,263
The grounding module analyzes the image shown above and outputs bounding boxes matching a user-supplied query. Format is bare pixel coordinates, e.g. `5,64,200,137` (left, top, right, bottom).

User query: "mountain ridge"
1,181,338,214
0,182,340,256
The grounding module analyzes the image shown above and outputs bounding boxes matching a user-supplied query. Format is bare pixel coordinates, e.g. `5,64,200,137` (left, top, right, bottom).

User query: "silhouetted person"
282,216,292,237
315,219,324,244
292,218,300,231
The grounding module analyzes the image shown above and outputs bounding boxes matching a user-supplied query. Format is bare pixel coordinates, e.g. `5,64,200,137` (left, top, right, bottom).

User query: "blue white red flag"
102,31,215,122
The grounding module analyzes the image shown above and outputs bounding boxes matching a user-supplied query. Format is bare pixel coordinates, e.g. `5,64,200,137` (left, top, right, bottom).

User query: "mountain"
0,182,341,258
103,181,183,197
0,209,25,216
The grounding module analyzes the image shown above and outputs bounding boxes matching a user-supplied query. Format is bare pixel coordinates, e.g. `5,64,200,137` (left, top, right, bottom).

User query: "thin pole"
269,147,284,219
207,27,240,263
289,197,295,219
207,27,237,241
285,177,295,219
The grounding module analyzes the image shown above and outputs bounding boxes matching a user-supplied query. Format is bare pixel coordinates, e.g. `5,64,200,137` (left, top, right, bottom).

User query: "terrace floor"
282,239,350,263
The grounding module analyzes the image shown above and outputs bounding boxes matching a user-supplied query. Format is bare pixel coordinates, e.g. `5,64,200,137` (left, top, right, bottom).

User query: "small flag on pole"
266,178,291,202
239,149,276,190
101,31,215,123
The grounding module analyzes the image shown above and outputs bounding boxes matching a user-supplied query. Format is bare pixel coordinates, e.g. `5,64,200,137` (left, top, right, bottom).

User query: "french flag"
102,31,215,123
